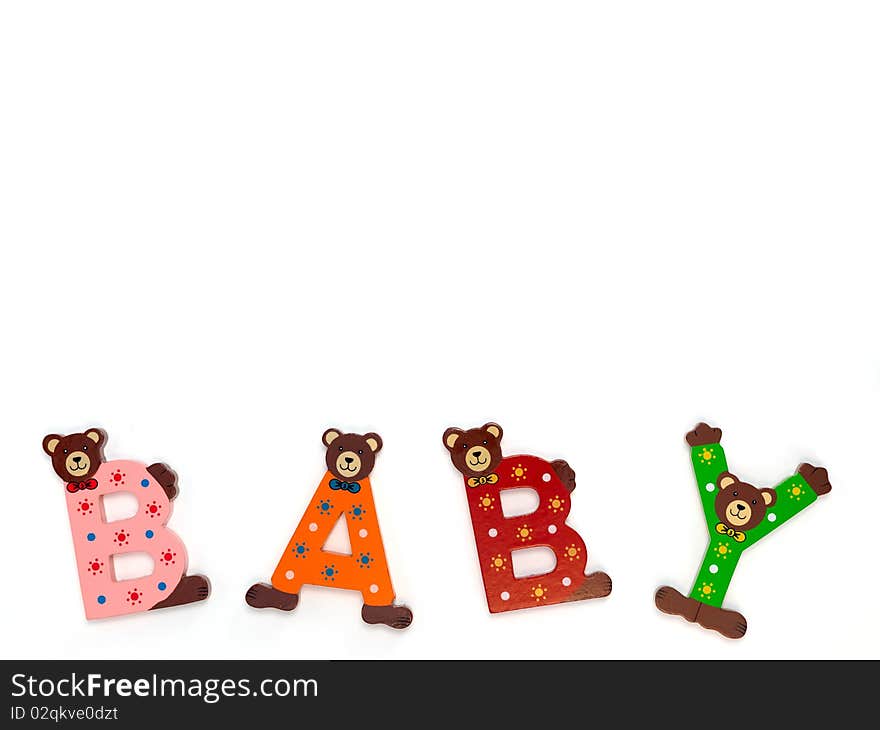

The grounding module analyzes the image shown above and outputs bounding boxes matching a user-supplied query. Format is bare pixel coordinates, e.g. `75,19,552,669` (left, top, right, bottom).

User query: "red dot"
117,533,126,542
81,503,89,511
130,592,139,601
149,505,158,513
113,473,121,481
91,562,100,570
164,552,173,561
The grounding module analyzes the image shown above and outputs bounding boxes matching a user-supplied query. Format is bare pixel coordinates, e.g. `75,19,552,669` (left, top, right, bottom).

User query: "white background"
1,2,878,659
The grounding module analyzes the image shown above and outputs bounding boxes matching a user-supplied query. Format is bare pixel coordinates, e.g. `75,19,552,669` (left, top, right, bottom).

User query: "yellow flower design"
713,542,730,560
699,581,716,599
511,463,528,482
489,554,507,572
698,447,716,464
516,525,533,542
787,484,803,501
478,493,495,511
563,544,580,561
531,584,548,602
548,495,566,514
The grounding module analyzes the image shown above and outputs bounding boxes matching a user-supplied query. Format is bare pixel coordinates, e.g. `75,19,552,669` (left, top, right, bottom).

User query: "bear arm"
798,463,832,496
685,422,722,447
147,462,179,501
550,459,576,493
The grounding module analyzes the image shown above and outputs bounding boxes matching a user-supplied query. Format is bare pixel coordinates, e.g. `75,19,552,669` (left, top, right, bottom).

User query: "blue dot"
141,479,149,487
361,556,369,564
326,568,334,576
87,533,96,542
145,530,154,539
353,507,362,515
158,582,167,591
97,595,106,604
321,502,330,510
296,545,305,554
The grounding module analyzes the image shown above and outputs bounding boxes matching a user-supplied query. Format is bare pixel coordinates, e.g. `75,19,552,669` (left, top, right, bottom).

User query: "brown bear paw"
147,462,179,500
550,459,576,493
685,423,722,447
151,574,210,610
569,571,612,601
245,583,300,611
361,603,413,630
655,585,700,622
798,463,832,495
695,604,748,640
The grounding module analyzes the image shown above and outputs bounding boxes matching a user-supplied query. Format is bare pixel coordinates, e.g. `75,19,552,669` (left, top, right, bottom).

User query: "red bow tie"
67,478,98,493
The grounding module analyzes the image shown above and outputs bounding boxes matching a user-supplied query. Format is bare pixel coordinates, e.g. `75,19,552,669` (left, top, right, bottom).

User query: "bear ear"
761,488,777,506
443,427,463,451
364,433,383,453
483,422,503,440
42,434,62,455
85,429,104,446
718,472,737,490
323,428,342,447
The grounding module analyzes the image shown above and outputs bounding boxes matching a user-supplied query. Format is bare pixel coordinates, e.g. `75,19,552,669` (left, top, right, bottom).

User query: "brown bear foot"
550,459,576,493
695,603,747,640
150,574,210,610
568,571,612,601
655,586,747,639
361,603,413,630
245,582,300,611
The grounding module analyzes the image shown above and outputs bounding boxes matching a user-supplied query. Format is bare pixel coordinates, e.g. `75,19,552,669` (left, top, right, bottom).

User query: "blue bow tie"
329,479,361,494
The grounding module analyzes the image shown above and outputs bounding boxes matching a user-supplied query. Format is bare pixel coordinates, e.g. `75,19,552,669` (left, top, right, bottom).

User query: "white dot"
709,565,718,574
308,522,318,532
768,513,777,522
562,577,571,587
705,483,715,492
359,528,368,538
500,591,510,601
369,584,379,594
548,524,557,534
542,473,551,482
285,570,295,580
488,528,498,537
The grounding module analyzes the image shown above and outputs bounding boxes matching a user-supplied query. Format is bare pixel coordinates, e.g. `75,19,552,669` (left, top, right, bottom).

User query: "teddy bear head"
322,429,382,482
442,422,504,479
714,471,777,531
42,429,106,483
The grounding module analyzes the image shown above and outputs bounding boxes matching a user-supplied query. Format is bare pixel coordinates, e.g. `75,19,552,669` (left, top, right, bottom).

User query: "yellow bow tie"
468,473,499,488
715,522,746,543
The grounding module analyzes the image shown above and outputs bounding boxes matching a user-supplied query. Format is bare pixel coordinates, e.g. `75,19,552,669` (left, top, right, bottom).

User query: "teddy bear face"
42,430,105,482
443,423,504,478
714,472,777,531
322,429,382,482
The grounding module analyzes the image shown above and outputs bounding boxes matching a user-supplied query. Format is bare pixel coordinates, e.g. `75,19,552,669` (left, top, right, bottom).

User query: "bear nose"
72,456,82,464
344,457,353,464
472,449,482,457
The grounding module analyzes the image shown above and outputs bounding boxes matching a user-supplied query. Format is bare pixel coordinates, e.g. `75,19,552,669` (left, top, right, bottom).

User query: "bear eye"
63,449,68,454
83,445,88,451
338,446,344,452
461,443,468,450
357,449,363,455
751,499,757,505
732,491,738,497
483,440,487,445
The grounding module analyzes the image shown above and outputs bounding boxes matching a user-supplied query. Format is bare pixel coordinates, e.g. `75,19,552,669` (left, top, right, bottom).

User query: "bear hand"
147,462,179,500
686,422,722,447
798,463,832,496
551,459,576,493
